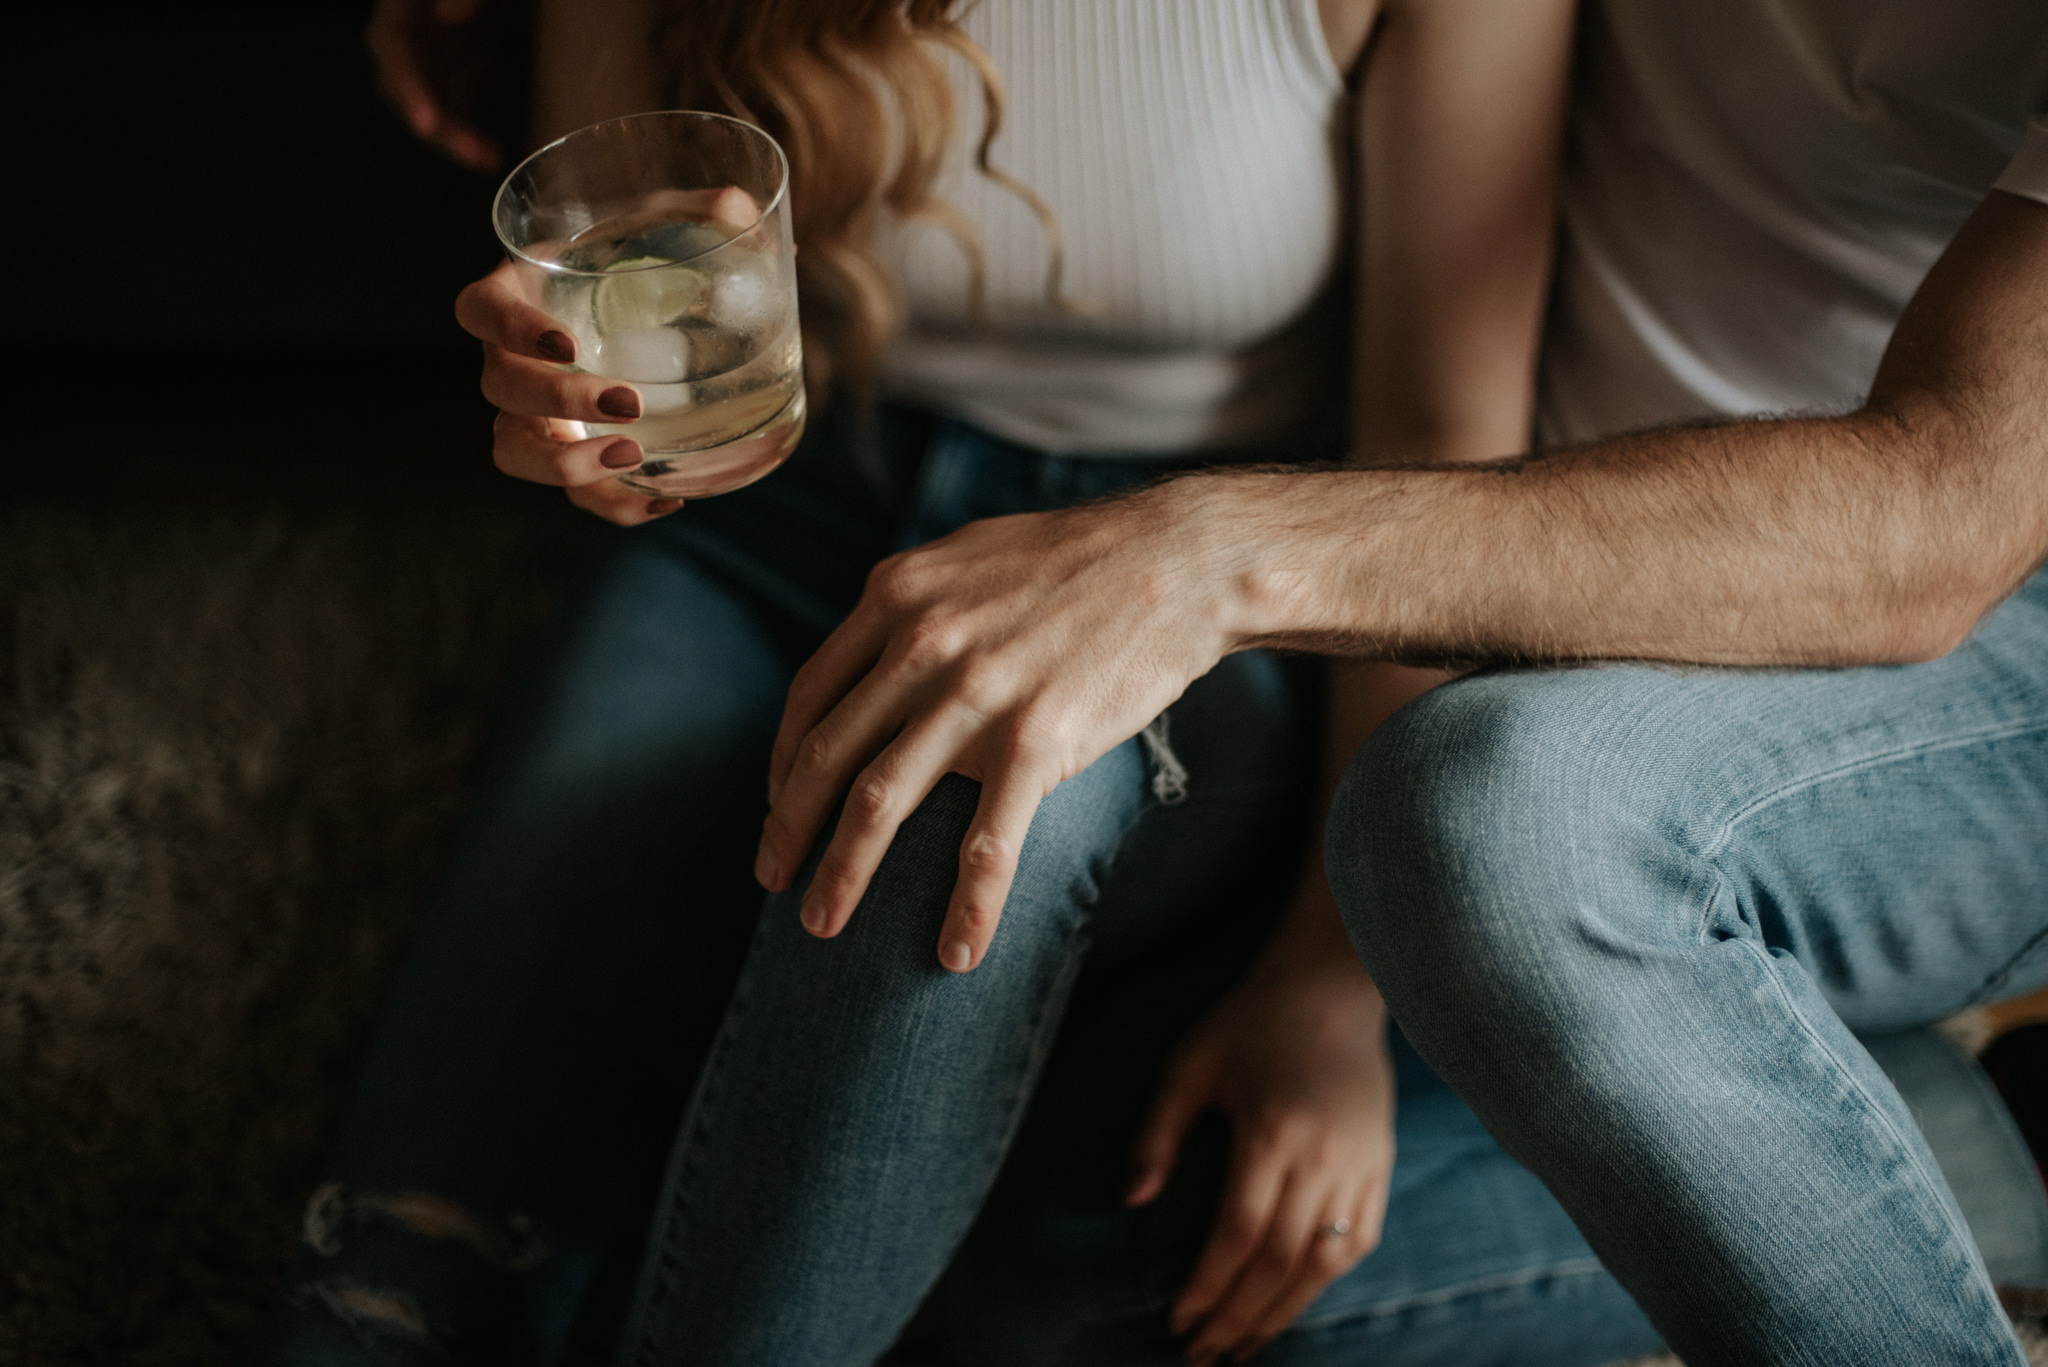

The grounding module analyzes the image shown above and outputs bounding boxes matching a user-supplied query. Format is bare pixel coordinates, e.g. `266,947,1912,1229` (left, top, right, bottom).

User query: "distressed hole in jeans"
309,1278,431,1342
1139,712,1190,805
302,1181,548,1271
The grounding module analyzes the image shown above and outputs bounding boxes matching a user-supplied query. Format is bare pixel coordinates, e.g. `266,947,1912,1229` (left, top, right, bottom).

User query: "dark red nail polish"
598,387,642,420
600,440,642,469
646,499,682,517
536,330,575,362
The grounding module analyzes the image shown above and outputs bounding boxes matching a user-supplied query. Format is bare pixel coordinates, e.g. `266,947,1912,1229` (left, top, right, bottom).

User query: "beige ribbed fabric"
874,0,1350,455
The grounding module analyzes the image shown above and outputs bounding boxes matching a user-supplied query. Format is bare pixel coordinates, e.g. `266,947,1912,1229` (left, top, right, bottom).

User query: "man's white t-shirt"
1538,0,2048,446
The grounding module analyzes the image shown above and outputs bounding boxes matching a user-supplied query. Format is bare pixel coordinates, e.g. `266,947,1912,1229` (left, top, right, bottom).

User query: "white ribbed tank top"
873,0,1350,456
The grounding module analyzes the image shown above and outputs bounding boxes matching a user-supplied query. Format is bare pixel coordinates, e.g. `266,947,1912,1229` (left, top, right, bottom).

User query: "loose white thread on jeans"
1139,713,1190,805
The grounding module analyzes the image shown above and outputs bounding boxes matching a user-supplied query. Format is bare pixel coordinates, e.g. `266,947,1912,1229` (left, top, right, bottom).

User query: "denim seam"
1289,1255,1614,1329
1968,917,2048,1007
1695,715,2048,866
620,918,759,1366
1731,932,2002,1311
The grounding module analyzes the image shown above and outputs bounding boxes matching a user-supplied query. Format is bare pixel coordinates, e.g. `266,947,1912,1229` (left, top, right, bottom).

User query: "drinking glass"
493,111,805,499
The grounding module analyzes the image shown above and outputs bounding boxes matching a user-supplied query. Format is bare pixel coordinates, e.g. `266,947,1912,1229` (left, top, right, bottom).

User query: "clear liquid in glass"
545,213,805,498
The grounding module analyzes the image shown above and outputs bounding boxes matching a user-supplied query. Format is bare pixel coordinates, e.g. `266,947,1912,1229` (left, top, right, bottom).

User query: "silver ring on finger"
1323,1217,1353,1240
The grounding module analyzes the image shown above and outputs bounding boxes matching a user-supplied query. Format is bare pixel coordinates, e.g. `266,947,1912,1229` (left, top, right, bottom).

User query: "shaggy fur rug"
2,499,2040,1367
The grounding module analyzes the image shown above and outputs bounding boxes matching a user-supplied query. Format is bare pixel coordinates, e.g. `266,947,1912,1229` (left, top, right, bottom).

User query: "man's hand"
1129,959,1395,1367
754,486,1248,971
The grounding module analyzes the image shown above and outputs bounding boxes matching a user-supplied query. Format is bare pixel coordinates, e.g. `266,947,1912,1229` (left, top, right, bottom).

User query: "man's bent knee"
1325,667,1716,1050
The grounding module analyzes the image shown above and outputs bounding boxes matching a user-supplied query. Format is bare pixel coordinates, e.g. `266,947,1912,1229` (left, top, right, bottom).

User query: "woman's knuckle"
1310,1241,1351,1275
1253,1242,1295,1275
550,371,584,415
1218,1209,1261,1247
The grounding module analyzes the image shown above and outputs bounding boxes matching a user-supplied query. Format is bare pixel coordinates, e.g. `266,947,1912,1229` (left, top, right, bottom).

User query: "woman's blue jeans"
1327,567,2048,1366
244,402,2040,1367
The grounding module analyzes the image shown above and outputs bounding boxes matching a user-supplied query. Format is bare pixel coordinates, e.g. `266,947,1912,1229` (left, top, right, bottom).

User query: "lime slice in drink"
591,256,709,333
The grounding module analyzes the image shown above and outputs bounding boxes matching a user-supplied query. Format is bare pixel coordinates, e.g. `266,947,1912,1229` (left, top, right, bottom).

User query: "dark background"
8,1,524,500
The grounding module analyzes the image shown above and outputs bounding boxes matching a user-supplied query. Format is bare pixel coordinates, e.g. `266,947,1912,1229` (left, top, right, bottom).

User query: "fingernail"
941,940,972,972
754,844,779,889
598,386,642,420
801,898,828,935
646,499,682,517
537,330,575,362
600,439,642,469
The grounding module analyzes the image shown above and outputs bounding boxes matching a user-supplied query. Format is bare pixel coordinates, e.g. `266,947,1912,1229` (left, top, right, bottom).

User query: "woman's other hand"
1128,955,1395,1367
455,261,680,525
367,0,506,172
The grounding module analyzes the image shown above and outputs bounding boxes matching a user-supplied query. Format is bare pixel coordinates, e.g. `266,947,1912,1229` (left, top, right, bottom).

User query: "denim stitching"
1733,933,2002,1310
1291,1256,1614,1329
1696,716,2048,866
622,912,763,1365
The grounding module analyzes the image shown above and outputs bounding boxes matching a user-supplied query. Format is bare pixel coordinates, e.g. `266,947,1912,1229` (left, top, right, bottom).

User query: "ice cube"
595,326,691,384
710,257,779,331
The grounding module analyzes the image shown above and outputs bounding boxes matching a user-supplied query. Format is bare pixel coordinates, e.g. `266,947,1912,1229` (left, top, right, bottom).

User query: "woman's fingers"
456,261,579,361
1171,1146,1285,1338
1183,1172,1323,1367
490,412,643,488
365,0,502,172
567,482,683,526
482,345,642,423
366,0,439,140
1126,1054,1213,1209
1229,1185,1384,1361
489,413,674,525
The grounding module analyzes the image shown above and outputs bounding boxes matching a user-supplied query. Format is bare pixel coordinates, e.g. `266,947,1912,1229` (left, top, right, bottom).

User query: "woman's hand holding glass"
457,263,681,525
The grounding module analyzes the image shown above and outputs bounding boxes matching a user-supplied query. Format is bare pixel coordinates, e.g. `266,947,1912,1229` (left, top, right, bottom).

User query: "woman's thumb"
1125,1056,1212,1207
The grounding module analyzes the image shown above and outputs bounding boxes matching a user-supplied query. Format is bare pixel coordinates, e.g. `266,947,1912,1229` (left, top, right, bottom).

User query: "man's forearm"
1187,194,2048,671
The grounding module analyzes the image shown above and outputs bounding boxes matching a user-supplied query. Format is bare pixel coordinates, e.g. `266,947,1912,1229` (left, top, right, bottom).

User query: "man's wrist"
1152,469,1344,654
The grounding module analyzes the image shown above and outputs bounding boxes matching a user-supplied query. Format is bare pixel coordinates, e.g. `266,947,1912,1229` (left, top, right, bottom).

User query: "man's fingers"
456,262,578,361
482,346,642,423
1171,1149,1284,1337
936,773,1043,972
1184,1173,1319,1367
1126,1055,1212,1208
757,652,904,896
763,618,889,827
795,719,962,940
491,412,644,488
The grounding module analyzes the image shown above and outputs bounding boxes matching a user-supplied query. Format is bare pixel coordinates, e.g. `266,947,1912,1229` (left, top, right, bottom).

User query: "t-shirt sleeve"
1993,116,2048,207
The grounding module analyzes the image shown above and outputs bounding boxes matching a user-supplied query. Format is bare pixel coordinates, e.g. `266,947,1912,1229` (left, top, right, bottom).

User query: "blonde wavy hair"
648,0,1080,391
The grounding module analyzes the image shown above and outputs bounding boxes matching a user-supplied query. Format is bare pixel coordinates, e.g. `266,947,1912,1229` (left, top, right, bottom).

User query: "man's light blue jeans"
1327,566,2048,1366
